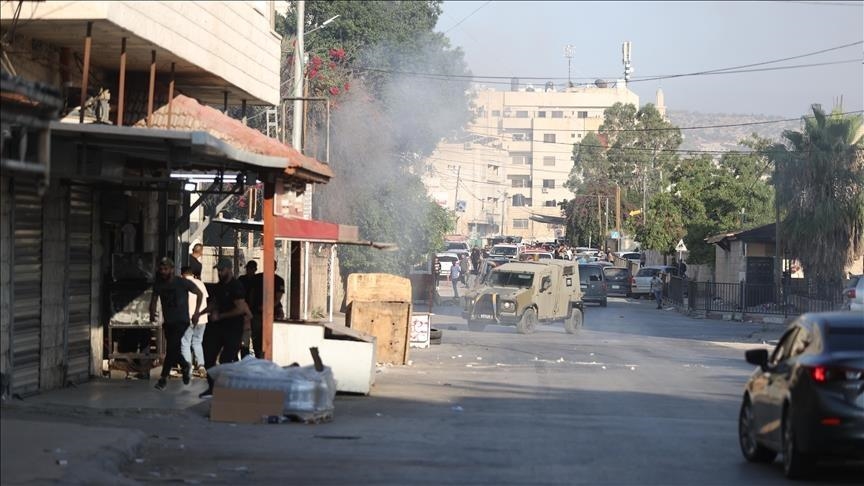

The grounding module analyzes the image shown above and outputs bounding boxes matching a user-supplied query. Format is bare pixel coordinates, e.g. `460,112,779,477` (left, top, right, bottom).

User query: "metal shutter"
65,185,92,383
11,178,43,395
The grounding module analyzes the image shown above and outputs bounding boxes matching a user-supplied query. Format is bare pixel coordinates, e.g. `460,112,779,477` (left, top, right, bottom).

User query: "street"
4,287,862,485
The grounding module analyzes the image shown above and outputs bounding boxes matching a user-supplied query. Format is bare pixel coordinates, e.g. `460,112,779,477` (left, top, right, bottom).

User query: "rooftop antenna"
564,44,575,87
622,41,633,85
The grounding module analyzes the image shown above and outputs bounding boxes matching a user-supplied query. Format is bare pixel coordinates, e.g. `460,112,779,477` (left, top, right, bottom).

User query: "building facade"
1,1,334,396
426,81,641,242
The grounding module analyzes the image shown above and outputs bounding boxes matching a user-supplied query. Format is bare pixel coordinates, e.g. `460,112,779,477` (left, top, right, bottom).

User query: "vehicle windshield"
604,268,629,280
491,246,517,256
489,271,534,288
446,242,467,251
636,268,662,277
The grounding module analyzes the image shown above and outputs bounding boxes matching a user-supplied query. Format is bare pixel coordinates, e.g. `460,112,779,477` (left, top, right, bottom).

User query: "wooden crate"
346,273,412,307
347,300,411,365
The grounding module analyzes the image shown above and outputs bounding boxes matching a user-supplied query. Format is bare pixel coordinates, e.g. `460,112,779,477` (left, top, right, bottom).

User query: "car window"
789,327,811,357
825,326,864,352
770,327,800,365
489,271,534,288
604,268,629,279
579,266,602,283
636,268,660,277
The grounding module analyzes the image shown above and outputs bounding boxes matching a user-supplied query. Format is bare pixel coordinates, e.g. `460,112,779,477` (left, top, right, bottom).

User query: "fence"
666,277,845,318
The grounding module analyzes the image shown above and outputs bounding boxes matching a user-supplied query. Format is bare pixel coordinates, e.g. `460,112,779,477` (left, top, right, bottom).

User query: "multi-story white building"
426,80,645,242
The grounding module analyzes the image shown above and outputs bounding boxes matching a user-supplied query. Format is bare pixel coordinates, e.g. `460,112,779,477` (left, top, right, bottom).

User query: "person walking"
238,261,258,358
198,258,251,398
470,247,481,275
651,273,664,309
149,257,203,390
449,259,461,300
179,266,208,377
247,260,286,358
432,255,441,289
459,254,470,288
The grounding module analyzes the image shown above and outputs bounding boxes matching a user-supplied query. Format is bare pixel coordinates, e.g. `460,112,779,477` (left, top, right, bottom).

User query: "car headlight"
500,300,516,312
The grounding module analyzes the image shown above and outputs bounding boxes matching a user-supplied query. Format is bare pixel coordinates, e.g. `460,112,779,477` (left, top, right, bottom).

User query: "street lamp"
306,15,340,35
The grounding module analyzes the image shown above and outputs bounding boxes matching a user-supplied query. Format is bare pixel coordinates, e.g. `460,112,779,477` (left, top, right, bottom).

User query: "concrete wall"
0,176,11,390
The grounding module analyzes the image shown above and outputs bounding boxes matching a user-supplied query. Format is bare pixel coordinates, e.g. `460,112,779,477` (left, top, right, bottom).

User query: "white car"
843,275,863,311
436,252,460,278
489,244,520,260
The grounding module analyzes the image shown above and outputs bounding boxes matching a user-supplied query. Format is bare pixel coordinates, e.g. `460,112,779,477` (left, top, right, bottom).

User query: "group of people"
149,244,284,398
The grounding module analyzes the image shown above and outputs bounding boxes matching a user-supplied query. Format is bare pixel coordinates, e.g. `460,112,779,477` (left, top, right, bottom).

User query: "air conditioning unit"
541,187,548,193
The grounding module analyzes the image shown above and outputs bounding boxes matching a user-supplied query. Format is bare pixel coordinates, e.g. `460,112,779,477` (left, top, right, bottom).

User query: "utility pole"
292,1,310,218
615,184,621,251
453,165,461,211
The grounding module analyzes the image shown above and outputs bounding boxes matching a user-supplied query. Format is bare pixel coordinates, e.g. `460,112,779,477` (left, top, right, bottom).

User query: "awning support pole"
223,91,228,114
241,99,247,125
304,241,310,320
167,62,175,129
263,178,276,360
117,37,126,126
146,50,156,127
329,244,335,322
79,22,92,124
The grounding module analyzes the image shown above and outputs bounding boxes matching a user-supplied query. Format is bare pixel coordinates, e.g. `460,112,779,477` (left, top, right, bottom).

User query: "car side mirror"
745,349,769,370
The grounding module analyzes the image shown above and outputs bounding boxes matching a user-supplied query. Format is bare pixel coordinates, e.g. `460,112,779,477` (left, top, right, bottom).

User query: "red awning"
210,217,396,249
138,94,333,183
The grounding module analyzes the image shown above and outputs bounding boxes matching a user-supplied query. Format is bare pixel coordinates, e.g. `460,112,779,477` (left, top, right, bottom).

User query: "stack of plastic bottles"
208,356,337,418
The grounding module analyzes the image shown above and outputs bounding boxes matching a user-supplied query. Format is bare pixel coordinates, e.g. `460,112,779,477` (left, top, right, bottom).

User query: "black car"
738,312,864,478
603,267,631,297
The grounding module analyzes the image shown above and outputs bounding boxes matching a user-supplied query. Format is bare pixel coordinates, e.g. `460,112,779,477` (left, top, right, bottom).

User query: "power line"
353,58,862,86
780,1,864,6
442,1,493,34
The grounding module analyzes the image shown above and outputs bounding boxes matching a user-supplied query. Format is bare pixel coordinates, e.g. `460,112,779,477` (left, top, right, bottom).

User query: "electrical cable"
442,1,493,34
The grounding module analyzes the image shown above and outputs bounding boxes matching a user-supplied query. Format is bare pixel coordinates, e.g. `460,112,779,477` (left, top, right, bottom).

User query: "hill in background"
666,110,802,152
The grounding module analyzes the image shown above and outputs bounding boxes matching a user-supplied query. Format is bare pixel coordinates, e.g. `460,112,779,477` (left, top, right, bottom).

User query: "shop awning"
211,217,397,250
137,95,333,183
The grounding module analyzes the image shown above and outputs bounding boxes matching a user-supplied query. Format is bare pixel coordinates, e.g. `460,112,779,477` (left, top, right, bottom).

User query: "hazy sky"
437,1,863,117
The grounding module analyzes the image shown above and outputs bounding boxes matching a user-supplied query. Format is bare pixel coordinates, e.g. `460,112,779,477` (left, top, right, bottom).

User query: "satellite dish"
594,79,609,88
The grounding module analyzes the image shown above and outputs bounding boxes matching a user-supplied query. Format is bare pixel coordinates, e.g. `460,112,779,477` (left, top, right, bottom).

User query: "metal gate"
11,177,43,395
65,185,92,383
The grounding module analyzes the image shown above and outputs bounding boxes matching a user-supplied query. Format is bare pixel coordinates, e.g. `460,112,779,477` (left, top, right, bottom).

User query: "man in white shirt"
180,266,208,376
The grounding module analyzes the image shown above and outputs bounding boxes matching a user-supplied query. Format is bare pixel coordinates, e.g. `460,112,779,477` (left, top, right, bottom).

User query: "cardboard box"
210,386,284,423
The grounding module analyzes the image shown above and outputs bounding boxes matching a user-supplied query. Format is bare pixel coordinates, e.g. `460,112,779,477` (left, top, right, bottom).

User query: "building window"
543,179,555,189
537,111,546,118
513,219,529,229
543,133,556,143
551,111,564,118
508,175,531,188
544,200,558,207
512,194,527,206
512,132,528,141
543,156,555,166
492,110,501,117
577,111,588,119
511,154,531,165
487,164,500,177
515,110,529,118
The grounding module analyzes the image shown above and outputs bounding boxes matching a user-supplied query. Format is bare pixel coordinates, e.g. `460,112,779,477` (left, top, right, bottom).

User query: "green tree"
770,105,864,292
633,192,686,255
565,132,608,192
275,1,473,277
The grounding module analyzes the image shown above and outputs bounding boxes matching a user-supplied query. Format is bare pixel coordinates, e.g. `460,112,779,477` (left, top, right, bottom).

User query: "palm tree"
770,105,864,296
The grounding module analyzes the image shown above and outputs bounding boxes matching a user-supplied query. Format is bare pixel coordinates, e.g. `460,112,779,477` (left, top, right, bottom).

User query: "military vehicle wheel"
564,308,583,334
516,308,537,334
467,320,486,332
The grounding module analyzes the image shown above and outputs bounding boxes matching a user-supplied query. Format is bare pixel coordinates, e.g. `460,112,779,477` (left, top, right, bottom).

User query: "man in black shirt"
199,257,250,398
189,243,203,279
238,261,258,358
247,260,286,358
149,257,203,390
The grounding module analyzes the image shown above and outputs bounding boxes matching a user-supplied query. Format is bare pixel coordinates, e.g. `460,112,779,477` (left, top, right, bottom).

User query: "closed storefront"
11,177,44,395
65,185,94,384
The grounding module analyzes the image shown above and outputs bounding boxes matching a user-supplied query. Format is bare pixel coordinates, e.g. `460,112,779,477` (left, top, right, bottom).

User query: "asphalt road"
110,287,861,485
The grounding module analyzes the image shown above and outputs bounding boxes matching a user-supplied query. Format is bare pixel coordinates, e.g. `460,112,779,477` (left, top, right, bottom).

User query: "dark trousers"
251,313,264,359
203,319,244,370
161,321,190,379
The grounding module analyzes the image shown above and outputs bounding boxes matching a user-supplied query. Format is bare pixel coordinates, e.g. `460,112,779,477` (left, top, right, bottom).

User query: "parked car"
489,243,521,260
436,252,460,278
520,251,554,262
445,241,470,253
579,264,608,307
616,251,641,263
630,265,678,299
603,267,632,297
842,275,863,311
738,312,864,478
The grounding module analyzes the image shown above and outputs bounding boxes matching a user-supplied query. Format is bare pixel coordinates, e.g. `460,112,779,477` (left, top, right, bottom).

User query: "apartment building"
427,80,641,242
